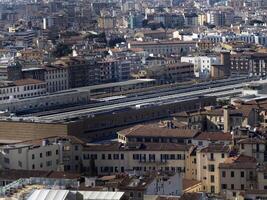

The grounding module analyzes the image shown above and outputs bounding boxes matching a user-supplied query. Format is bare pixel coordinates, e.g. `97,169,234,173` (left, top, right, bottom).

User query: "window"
32,164,35,169
241,144,244,149
241,171,245,178
211,175,215,183
113,154,119,160
108,154,112,160
46,161,52,167
211,186,215,193
133,154,140,160
120,154,124,160
32,154,35,160
63,145,70,151
210,153,214,160
75,145,79,151
121,167,124,172
231,171,235,177
102,154,105,160
264,173,267,179
75,156,79,161
4,157,9,164
208,164,215,172
18,161,22,167
231,184,234,190
56,150,59,155
221,153,225,158
222,171,226,177
46,151,52,157
221,184,227,189
241,184,244,190
40,163,43,168
40,153,42,158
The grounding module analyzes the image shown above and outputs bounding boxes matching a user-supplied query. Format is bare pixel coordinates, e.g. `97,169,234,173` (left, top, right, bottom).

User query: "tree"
52,43,72,58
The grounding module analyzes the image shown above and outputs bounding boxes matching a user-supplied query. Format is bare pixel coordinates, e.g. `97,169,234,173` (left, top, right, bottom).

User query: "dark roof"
183,179,201,190
237,138,266,144
193,132,232,141
179,193,205,200
219,155,257,169
118,124,198,139
83,142,191,152
199,144,230,153
0,170,81,181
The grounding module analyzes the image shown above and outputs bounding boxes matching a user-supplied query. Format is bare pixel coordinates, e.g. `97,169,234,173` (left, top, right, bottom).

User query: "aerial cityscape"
0,0,266,199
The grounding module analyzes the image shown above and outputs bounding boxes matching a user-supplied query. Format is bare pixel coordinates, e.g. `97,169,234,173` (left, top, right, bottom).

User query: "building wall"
196,151,227,194
0,140,83,172
220,168,257,199
82,149,187,175
0,82,46,103
45,68,69,93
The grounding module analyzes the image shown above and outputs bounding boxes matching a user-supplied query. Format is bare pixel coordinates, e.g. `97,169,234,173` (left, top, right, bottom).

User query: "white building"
0,136,84,172
0,78,46,103
145,172,183,196
181,55,220,78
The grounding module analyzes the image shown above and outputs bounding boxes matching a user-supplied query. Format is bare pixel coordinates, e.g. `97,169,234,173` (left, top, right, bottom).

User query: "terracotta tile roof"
118,124,199,138
193,132,232,141
14,78,44,86
219,155,257,169
0,170,81,180
199,144,230,153
243,190,267,195
83,142,191,152
237,137,266,144
179,193,204,200
183,179,201,190
14,135,85,146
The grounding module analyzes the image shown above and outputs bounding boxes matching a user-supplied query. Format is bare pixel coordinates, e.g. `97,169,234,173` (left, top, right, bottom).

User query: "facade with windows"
196,144,230,194
82,142,190,176
0,136,83,172
0,78,46,103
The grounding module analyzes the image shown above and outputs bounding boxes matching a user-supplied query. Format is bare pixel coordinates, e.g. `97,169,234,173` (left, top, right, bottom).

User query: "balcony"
139,159,168,164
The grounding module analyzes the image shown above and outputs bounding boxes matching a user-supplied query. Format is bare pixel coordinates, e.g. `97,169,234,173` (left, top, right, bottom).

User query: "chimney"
223,106,230,133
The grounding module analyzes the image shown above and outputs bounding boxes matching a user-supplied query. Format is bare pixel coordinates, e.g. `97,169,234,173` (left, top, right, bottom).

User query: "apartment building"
117,122,199,144
129,40,196,56
237,138,267,163
82,142,190,176
192,132,232,147
196,144,230,194
85,172,183,200
219,155,258,199
0,136,84,172
44,65,69,93
181,55,220,78
133,62,195,84
172,104,258,132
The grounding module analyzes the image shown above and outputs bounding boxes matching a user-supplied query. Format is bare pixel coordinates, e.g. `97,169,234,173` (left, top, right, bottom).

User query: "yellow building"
198,13,207,26
196,144,230,194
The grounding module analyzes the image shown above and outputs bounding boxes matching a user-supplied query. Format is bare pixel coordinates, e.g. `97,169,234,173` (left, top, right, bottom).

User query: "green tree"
52,43,72,58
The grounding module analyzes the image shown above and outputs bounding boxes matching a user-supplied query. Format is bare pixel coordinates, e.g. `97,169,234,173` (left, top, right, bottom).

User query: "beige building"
82,142,190,176
117,122,199,144
129,40,197,56
237,138,267,163
219,155,258,199
0,136,84,172
196,144,230,194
